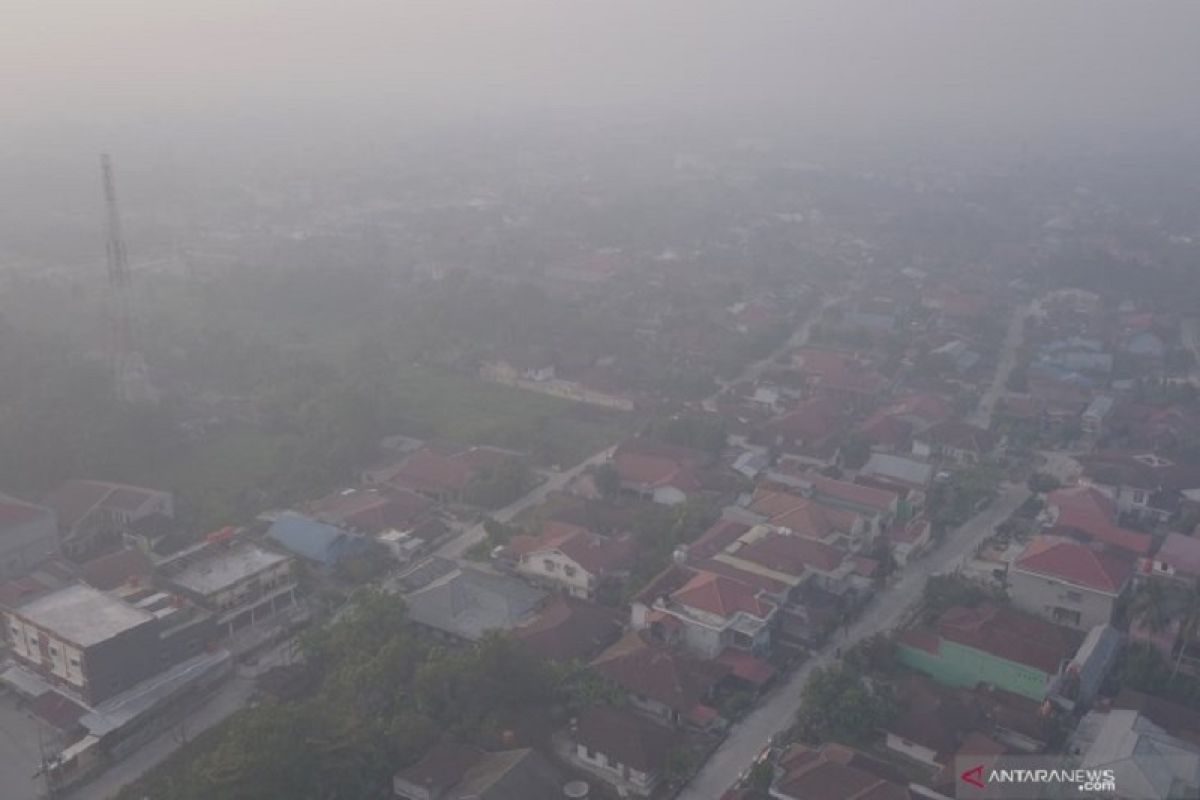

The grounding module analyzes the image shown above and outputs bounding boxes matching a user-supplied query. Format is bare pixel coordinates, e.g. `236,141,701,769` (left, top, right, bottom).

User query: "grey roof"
1076,710,1200,800
1084,395,1115,419
405,566,546,641
451,748,566,800
80,649,232,737
861,453,933,487
17,584,155,647
167,543,290,596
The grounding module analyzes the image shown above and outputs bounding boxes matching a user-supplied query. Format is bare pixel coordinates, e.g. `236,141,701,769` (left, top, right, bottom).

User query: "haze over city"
2,3,1200,800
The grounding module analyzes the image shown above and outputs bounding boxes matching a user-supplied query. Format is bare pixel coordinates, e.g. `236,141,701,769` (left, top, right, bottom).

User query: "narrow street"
432,444,617,560
704,294,844,406
968,300,1030,429
678,484,1031,800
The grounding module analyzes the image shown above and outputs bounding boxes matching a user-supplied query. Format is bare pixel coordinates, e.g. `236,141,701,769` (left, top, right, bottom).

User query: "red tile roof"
388,449,475,494
775,742,916,800
79,548,154,591
715,647,776,686
912,603,1079,675
805,473,898,514
575,707,678,774
737,531,847,575
1155,532,1200,578
310,487,433,534
918,420,998,454
1015,535,1133,594
1045,486,1151,555
516,595,623,663
671,570,775,620
0,493,51,530
507,521,634,576
592,633,731,713
690,517,752,560
765,397,846,442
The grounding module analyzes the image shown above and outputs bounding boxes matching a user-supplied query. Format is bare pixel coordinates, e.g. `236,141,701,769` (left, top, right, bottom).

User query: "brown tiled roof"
575,707,678,773
671,570,775,620
79,548,154,591
310,487,432,534
388,450,474,494
392,743,483,796
1014,535,1133,593
507,521,634,576
691,518,752,560
919,420,998,453
592,633,730,713
0,493,51,530
1045,485,1151,555
925,604,1079,674
774,742,915,800
42,480,165,531
737,532,846,575
515,595,622,663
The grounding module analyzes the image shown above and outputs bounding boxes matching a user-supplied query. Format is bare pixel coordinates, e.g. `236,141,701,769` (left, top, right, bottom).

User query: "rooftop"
405,566,546,641
17,583,155,647
1015,535,1133,594
168,542,290,596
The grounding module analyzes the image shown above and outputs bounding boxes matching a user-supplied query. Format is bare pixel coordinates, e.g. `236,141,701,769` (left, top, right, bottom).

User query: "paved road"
433,444,618,560
64,639,298,800
968,301,1030,429
679,482,1032,800
704,295,843,406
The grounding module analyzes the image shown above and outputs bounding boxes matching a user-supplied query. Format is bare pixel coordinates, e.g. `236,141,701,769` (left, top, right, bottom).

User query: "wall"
897,639,1051,701
1008,569,1117,630
884,732,939,768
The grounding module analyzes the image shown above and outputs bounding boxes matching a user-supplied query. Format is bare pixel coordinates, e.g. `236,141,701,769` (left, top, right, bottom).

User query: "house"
1048,623,1122,709
266,512,371,568
308,487,433,535
882,675,986,771
392,744,568,800
378,449,476,504
0,493,59,580
404,565,546,642
591,632,729,728
572,706,678,797
1081,395,1115,435
1008,536,1132,630
746,487,868,546
501,521,634,600
763,467,899,522
1079,452,1200,525
610,439,712,506
859,453,933,492
770,742,932,800
897,604,1080,701
41,480,173,559
515,594,623,663
757,396,847,462
3,583,162,704
1070,710,1200,800
789,348,889,409
1146,532,1200,584
1042,485,1152,556
911,421,1001,466
158,537,297,639
631,564,777,660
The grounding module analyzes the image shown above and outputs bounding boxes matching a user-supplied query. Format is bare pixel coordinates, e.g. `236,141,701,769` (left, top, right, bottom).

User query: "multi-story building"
159,537,297,639
1008,535,1132,630
4,583,161,704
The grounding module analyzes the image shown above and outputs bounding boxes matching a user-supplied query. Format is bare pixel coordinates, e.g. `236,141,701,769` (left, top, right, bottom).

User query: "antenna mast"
100,154,156,403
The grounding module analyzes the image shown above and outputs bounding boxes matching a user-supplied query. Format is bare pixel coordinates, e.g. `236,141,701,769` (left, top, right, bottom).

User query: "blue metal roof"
267,512,366,566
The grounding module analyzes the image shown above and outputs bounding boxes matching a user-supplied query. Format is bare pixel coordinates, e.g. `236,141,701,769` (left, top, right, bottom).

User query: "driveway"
678,482,1032,800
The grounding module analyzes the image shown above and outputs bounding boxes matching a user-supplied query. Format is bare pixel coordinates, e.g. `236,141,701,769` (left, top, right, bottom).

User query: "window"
1065,591,1083,603
543,559,556,572
564,566,577,578
48,645,59,657
1133,491,1146,504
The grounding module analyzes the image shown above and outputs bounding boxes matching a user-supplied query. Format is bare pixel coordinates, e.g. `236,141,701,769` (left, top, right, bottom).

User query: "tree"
593,463,621,499
792,664,898,745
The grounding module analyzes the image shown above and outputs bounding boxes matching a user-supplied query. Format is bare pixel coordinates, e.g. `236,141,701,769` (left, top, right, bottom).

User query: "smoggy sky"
3,1,1199,155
